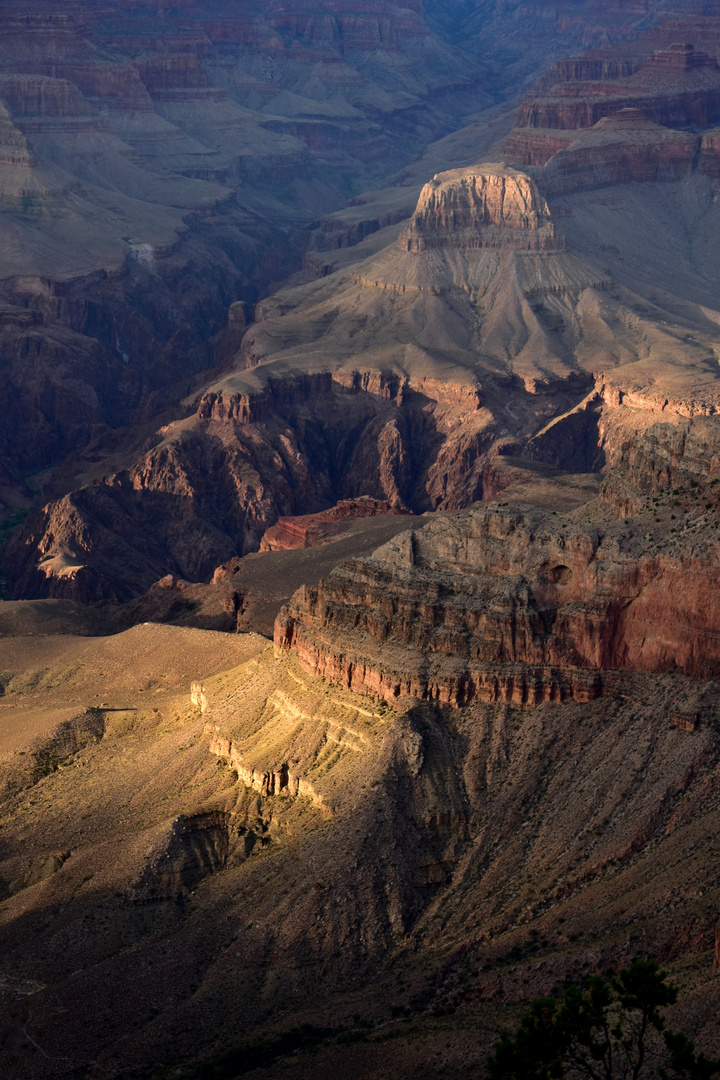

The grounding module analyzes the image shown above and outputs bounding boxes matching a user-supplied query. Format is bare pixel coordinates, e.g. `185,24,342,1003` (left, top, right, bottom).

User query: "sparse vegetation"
487,961,720,1079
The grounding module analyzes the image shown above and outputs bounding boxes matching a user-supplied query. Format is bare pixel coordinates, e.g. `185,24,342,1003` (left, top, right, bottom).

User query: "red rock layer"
275,506,720,706
259,498,407,552
532,55,641,93
601,417,720,514
515,45,720,134
505,42,720,173
537,109,699,195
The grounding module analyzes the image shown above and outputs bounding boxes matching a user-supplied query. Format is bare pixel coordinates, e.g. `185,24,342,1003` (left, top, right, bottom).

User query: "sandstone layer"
505,39,720,183
275,503,720,707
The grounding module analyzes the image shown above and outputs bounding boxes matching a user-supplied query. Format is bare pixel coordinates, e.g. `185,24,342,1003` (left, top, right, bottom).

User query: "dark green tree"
487,960,720,1080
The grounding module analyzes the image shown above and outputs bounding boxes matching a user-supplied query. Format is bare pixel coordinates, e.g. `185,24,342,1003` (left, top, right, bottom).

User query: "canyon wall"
0,0,489,527
276,503,720,705
5,5,720,605
505,41,720,191
1,371,491,601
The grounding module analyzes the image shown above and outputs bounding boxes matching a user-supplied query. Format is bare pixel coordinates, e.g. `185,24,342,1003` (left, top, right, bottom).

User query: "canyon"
3,2,720,1079
10,10,720,600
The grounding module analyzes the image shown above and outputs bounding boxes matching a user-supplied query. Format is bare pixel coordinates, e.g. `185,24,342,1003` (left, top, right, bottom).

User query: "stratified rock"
275,506,720,705
399,165,566,253
536,109,699,195
601,416,720,514
259,497,408,552
506,43,720,169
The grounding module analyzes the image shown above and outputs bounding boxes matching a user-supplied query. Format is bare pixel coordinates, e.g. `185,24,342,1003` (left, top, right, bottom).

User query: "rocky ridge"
259,497,407,552
7,7,720,607
505,40,720,186
275,501,720,707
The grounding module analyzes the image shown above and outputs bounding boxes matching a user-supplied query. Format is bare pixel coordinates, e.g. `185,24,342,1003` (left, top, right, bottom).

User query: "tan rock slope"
1,600,720,1077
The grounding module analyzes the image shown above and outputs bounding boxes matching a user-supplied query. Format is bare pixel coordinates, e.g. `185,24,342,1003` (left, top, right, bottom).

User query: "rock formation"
537,109,699,195
4,5,720,601
3,6,720,1080
510,44,720,151
399,166,566,252
275,504,720,706
11,119,720,600
259,497,407,552
190,681,208,714
1,607,720,1078
600,416,720,515
505,40,720,179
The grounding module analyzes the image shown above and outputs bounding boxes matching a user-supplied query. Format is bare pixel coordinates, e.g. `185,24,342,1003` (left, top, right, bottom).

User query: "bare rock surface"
275,501,720,706
4,6,720,1079
400,165,565,252
259,497,408,552
115,511,433,638
6,10,720,601
0,621,719,1077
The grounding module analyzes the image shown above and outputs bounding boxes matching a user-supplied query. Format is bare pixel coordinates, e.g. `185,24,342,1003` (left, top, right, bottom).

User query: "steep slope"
0,1,715,531
1,610,719,1077
276,496,720,705
10,130,720,601
0,0,495,530
2,6,720,599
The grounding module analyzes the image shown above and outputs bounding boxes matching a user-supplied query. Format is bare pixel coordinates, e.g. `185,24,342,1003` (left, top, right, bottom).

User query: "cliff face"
600,417,720,515
275,505,720,706
520,109,700,194
399,166,565,253
505,41,720,182
5,626,720,1078
513,44,720,136
6,4,720,608
2,370,491,601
